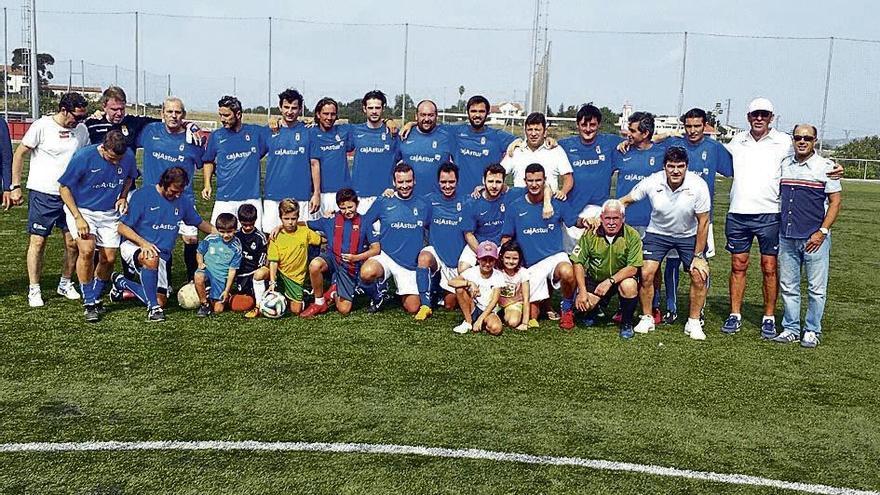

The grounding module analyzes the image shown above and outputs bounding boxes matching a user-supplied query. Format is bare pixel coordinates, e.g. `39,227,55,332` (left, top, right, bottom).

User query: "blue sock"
141,268,160,309
416,267,432,307
93,278,107,301
359,281,379,301
120,277,149,306
664,258,681,314
560,297,573,312
652,286,660,310
81,282,95,305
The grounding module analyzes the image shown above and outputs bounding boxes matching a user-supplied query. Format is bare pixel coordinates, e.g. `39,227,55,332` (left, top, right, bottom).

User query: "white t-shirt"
724,128,792,214
498,266,531,305
501,142,573,192
22,116,89,195
629,170,711,237
461,266,506,311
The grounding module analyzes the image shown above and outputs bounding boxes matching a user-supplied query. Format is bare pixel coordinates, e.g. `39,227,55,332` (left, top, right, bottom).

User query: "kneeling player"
194,213,242,316
267,199,322,315
233,204,270,318
448,241,505,335
301,188,380,317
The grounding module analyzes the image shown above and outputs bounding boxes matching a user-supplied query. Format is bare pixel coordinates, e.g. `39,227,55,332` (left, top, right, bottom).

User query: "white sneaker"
28,287,44,307
452,321,471,334
57,281,81,300
633,314,655,334
685,319,706,340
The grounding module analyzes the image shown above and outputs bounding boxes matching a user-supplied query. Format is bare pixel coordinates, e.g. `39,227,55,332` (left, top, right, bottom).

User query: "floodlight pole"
267,16,272,120
677,31,687,118
401,23,409,121
819,36,834,151
29,0,39,119
134,11,139,116
3,7,8,120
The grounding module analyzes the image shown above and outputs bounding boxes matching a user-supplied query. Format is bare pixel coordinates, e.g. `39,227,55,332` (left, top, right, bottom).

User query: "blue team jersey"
426,192,468,268
349,123,401,197
137,123,204,199
448,124,517,194
460,189,515,244
362,194,429,270
203,124,268,201
198,234,242,284
666,136,733,207
265,122,314,201
612,144,668,227
400,126,453,196
310,124,351,193
502,194,577,267
121,186,203,261
559,133,624,210
58,144,138,212
308,214,373,274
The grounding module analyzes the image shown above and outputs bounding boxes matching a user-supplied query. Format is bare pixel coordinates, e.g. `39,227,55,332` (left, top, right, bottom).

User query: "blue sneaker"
760,319,777,340
619,324,634,340
721,315,741,334
581,309,601,327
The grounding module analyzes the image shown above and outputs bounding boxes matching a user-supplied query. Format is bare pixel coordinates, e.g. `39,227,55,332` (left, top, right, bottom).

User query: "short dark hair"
524,112,546,128
394,162,414,176
218,95,242,114
628,111,655,139
314,97,338,115
102,130,128,155
159,166,189,189
576,104,603,124
484,163,506,179
466,95,490,111
59,92,88,112
680,107,707,124
362,90,387,107
237,203,258,223
215,213,238,231
524,163,545,177
438,162,459,181
278,88,304,108
336,188,359,206
664,146,689,165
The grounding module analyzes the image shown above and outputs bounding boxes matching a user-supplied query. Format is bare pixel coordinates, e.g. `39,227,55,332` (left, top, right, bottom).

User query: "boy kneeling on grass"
267,199,322,315
449,240,505,335
194,213,242,316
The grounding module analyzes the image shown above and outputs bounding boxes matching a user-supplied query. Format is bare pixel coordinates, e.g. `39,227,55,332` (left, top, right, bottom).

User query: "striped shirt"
779,152,841,239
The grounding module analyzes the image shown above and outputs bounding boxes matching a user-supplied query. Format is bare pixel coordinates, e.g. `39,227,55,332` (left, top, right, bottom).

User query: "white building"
488,101,525,125
2,65,27,94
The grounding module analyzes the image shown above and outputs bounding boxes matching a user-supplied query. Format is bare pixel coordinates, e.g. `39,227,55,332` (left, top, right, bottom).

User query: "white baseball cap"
748,97,774,114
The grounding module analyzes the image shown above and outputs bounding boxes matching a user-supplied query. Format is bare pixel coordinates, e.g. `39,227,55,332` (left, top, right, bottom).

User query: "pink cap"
475,240,499,260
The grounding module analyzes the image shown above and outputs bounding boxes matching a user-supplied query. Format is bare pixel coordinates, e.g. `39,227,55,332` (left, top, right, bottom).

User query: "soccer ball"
229,294,256,312
259,291,287,319
177,282,200,309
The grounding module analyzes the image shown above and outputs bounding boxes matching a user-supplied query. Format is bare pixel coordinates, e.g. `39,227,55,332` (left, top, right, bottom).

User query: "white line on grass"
0,440,876,495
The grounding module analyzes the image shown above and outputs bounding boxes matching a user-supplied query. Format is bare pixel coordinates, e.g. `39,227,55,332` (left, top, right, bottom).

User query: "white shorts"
357,196,377,215
666,223,716,260
420,245,459,293
119,240,169,293
212,199,262,231
563,204,603,253
458,245,478,270
320,192,339,215
63,206,121,248
369,250,418,295
262,199,317,232
178,221,198,238
527,252,570,302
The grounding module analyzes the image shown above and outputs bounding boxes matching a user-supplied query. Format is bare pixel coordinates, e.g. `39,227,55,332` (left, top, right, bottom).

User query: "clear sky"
2,0,877,138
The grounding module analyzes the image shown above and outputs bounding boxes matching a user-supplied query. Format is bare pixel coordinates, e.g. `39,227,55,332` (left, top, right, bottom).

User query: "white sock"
688,317,701,326
252,277,266,303
314,296,325,306
730,313,742,319
59,277,70,287
29,283,40,292
763,315,775,322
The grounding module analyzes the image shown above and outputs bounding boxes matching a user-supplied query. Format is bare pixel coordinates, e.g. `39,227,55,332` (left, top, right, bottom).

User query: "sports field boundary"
0,440,876,495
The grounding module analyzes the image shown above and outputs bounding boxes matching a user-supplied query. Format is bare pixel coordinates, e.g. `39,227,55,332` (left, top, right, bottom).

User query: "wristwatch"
608,276,617,285
9,184,20,191
819,227,830,235
694,252,707,260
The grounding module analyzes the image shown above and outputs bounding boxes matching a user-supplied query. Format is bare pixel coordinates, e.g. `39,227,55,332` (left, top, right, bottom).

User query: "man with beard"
400,99,453,196
349,90,401,215
309,97,352,214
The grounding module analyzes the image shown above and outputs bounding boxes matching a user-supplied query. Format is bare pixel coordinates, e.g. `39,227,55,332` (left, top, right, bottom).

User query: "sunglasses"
792,135,816,142
750,110,772,119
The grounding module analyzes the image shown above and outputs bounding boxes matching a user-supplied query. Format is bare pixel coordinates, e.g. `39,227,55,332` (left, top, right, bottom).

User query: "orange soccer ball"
229,294,256,312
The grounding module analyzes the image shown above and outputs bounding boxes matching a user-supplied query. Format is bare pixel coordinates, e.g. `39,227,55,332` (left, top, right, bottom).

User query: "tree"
458,86,465,111
392,93,415,121
11,48,55,86
833,135,880,160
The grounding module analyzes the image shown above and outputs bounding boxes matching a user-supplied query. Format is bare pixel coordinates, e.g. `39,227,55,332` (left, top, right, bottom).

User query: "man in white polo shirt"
502,112,573,197
621,146,711,340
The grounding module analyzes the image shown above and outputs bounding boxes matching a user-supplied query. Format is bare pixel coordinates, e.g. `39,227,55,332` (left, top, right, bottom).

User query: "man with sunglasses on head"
10,92,91,307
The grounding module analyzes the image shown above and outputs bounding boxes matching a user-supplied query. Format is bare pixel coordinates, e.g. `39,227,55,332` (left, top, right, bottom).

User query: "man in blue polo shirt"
58,130,138,322
360,163,430,315
263,88,320,231
459,163,509,272
114,167,214,322
449,95,518,194
201,95,268,230
0,115,13,209
349,90,401,216
772,124,841,348
400,99,453,197
309,97,352,215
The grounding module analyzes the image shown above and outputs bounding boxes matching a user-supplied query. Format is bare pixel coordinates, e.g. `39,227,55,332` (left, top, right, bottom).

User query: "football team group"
0,85,842,345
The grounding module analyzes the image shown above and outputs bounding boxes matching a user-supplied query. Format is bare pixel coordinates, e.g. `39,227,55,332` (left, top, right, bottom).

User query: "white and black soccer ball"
259,290,287,319
177,282,200,310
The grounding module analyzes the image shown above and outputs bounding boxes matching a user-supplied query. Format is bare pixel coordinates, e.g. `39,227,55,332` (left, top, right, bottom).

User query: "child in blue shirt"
194,212,242,316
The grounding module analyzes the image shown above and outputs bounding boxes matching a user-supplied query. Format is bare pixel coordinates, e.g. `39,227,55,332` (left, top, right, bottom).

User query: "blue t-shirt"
310,124,351,193
265,122,314,201
426,192,468,268
559,133,624,211
58,144,138,211
461,189,515,244
362,194,429,270
666,136,733,208
612,144,667,227
349,123,401,198
203,124,268,201
400,126,454,196
121,186,203,261
501,193,577,267
198,234,243,284
137,122,204,199
448,124,517,194
308,214,373,274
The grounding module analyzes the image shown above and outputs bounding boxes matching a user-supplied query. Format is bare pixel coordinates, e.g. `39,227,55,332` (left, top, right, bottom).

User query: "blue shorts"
724,213,780,256
321,253,358,302
642,232,697,268
197,269,228,301
27,190,68,237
